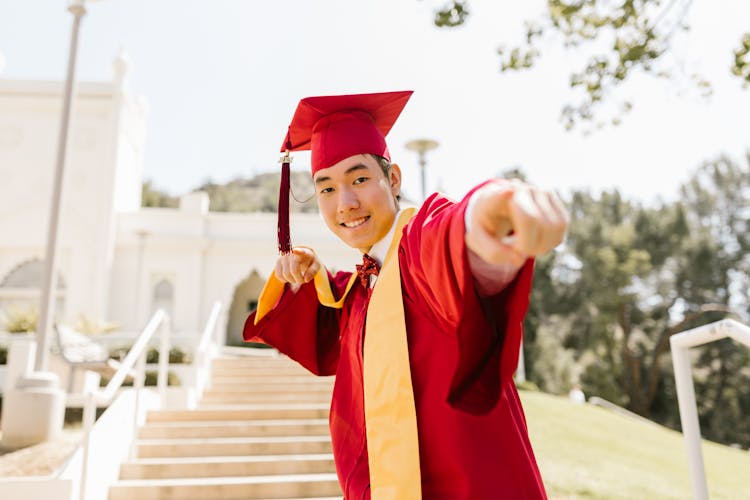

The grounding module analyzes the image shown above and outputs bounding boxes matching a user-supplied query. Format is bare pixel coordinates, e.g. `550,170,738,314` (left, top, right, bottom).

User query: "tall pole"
35,1,87,371
405,139,439,202
134,230,149,328
418,152,427,202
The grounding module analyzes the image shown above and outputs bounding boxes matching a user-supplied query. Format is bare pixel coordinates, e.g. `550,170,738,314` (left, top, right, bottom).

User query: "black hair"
367,154,400,202
368,154,392,177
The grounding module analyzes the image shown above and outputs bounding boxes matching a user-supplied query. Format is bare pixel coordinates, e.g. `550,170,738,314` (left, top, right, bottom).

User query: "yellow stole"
254,208,421,499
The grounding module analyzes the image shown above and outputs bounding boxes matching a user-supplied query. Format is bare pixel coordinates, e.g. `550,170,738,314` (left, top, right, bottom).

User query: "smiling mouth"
340,216,370,228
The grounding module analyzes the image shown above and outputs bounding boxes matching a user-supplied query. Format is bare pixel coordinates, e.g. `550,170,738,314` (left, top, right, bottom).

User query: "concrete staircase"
108,353,341,500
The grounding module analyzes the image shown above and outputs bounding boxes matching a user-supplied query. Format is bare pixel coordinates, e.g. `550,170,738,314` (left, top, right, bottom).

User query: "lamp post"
35,0,89,371
0,0,97,451
405,139,439,202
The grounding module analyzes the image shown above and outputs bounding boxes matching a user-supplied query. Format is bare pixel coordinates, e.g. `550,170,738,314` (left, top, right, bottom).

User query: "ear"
389,163,402,197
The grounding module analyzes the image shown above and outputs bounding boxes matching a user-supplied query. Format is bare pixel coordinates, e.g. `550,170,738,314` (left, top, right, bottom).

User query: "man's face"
314,154,401,252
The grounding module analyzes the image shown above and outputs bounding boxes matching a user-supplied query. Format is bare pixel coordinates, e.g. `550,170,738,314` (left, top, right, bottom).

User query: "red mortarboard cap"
276,90,413,253
282,90,414,174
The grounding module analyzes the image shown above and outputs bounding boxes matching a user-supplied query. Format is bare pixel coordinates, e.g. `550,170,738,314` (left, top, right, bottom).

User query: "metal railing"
192,301,222,400
670,318,750,500
66,309,171,500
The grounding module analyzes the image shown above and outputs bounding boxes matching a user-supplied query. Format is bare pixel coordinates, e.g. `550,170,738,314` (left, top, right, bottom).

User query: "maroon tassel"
277,157,292,254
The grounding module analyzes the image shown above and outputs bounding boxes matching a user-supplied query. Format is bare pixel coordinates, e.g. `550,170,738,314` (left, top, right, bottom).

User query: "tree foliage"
522,155,750,446
142,172,318,214
431,1,748,129
194,172,317,213
142,180,179,208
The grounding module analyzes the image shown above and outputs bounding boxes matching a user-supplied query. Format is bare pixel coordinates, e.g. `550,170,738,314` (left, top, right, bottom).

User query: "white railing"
66,309,171,500
192,301,222,400
670,318,750,500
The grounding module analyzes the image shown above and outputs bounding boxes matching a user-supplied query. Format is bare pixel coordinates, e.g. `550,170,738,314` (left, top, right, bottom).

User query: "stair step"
136,436,332,458
210,372,314,380
211,356,299,367
109,356,341,498
211,376,334,386
108,473,341,500
206,383,334,393
139,419,330,439
201,392,331,404
147,404,329,422
211,361,305,369
120,453,335,479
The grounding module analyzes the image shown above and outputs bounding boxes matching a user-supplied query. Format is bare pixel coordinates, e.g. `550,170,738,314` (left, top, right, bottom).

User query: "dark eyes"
318,177,369,194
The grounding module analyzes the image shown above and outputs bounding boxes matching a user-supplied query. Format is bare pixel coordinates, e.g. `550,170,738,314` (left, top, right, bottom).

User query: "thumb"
292,246,315,265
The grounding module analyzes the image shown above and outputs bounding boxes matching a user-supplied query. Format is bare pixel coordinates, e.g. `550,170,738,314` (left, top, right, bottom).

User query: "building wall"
111,200,360,336
0,73,146,325
0,59,359,342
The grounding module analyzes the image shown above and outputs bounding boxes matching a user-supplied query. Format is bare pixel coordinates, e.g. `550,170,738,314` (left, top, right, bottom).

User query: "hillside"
143,171,318,213
520,391,750,499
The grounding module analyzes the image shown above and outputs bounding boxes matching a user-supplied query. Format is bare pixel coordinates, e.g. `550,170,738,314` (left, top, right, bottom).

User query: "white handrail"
193,301,222,400
670,318,750,500
67,309,171,500
98,310,166,403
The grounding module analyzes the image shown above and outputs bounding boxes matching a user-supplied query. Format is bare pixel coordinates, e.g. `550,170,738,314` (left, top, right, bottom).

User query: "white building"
0,52,359,346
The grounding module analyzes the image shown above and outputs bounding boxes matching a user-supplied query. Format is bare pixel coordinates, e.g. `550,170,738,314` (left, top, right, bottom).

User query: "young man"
244,90,567,499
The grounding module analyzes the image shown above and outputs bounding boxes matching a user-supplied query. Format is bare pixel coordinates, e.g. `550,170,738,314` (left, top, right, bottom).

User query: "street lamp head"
405,138,439,154
68,0,103,15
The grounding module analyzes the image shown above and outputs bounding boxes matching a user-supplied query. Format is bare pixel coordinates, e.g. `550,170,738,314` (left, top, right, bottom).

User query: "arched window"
151,278,174,320
226,270,265,346
0,258,66,289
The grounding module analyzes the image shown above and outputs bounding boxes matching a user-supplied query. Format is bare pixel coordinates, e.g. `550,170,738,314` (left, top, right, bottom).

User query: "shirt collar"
367,209,402,266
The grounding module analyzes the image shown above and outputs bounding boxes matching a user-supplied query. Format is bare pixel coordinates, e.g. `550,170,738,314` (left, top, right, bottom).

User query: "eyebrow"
314,163,370,185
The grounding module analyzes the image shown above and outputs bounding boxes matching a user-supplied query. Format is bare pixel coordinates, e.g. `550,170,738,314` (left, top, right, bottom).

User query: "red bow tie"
356,253,380,287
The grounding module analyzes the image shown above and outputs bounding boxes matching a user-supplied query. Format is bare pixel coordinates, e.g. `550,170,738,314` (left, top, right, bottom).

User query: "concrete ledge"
57,389,160,500
0,476,73,500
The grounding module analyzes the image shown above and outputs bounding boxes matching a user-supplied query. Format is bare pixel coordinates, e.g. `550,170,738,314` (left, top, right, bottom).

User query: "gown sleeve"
399,181,535,414
242,271,353,376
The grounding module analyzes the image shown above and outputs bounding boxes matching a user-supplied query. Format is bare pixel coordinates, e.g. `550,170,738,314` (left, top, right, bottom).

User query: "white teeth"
343,217,367,228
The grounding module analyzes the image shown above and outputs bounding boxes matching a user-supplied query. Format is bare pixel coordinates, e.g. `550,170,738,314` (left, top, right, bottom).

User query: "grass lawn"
520,390,750,499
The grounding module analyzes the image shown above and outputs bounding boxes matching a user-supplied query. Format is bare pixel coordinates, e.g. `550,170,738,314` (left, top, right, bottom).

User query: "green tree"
524,155,749,445
430,1,749,129
675,156,750,445
141,180,179,208
195,172,317,214
141,172,319,214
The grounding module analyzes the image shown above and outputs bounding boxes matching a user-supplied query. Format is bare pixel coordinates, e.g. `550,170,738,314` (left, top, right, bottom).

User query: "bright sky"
1,0,748,204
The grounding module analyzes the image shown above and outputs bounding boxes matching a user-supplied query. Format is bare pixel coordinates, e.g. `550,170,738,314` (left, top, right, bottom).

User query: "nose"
337,186,359,213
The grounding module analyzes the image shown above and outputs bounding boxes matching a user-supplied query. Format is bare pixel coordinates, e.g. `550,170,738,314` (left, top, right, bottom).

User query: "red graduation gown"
243,187,547,499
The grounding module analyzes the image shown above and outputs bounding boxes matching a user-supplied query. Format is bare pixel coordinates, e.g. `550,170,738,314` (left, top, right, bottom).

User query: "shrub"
515,380,540,392
109,345,130,362
109,346,192,364
2,305,38,333
75,315,120,334
146,346,191,364
100,370,181,387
